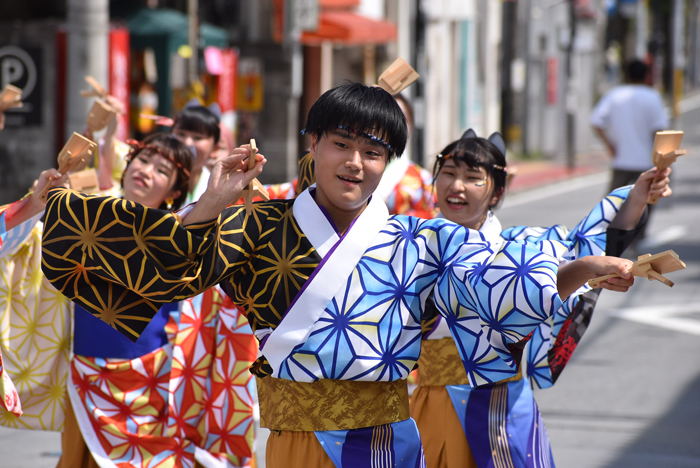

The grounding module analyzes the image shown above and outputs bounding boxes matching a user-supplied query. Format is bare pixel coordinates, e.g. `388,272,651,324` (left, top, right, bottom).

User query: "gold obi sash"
257,377,410,432
418,337,522,387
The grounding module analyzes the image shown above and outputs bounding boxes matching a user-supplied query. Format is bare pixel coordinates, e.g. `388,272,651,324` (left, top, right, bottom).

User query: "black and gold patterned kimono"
41,188,320,376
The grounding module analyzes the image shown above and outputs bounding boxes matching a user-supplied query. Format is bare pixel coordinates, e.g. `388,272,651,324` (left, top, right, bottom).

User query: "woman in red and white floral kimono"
0,133,256,468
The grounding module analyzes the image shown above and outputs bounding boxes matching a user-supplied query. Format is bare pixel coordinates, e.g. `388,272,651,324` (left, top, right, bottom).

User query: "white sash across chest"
261,186,390,378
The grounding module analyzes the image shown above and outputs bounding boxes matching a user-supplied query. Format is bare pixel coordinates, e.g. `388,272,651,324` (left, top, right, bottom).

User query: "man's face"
311,129,388,220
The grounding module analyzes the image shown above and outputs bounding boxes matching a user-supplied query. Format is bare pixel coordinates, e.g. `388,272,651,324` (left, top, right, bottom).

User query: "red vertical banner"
273,0,285,43
109,28,130,141
218,49,238,113
547,57,558,105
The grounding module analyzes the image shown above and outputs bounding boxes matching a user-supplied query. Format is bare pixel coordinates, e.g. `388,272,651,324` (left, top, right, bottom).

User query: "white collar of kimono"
479,212,503,243
374,153,410,201
291,185,340,258
262,186,390,377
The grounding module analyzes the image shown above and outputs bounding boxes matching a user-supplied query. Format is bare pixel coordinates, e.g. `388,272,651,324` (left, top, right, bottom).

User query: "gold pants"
266,430,336,468
410,385,477,468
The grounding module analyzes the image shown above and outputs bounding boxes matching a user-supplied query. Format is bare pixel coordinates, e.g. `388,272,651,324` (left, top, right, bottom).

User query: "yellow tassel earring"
166,198,174,210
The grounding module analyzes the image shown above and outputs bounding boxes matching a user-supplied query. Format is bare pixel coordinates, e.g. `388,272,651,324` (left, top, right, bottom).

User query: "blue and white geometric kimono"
419,186,638,468
40,185,573,468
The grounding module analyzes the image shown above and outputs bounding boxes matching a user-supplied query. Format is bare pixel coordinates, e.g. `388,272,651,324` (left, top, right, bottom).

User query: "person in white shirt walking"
591,59,668,239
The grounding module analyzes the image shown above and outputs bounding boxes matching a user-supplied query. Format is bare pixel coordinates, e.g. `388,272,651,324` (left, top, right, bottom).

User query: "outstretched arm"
609,167,671,231
4,168,68,232
557,255,633,298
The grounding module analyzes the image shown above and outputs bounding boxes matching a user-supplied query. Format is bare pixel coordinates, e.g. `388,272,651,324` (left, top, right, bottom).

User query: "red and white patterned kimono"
68,287,257,468
0,198,257,468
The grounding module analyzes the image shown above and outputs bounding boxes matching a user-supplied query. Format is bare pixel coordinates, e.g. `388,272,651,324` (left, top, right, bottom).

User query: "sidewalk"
506,151,610,193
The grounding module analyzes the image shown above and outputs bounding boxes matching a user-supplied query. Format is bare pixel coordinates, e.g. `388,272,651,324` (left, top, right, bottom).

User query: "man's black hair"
172,106,221,144
627,60,647,83
303,82,407,160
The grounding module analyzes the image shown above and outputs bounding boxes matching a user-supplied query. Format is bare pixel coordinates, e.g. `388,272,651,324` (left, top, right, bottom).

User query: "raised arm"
184,144,266,225
96,114,118,190
3,169,67,233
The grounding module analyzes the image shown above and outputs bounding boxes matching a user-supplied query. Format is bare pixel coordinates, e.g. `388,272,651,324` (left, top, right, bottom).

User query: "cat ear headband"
437,128,507,173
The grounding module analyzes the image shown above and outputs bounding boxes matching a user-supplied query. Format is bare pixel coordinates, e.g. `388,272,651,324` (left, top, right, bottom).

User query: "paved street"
1,121,699,468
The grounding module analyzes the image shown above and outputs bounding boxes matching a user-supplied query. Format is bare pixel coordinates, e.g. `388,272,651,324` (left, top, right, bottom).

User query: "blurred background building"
0,0,696,201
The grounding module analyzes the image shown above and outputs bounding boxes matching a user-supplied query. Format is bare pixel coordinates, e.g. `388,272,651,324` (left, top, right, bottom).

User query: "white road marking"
637,225,688,250
503,172,610,208
611,303,700,336
678,93,700,113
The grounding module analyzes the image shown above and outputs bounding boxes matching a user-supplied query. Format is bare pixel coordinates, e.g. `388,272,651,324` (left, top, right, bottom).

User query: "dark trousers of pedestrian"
610,168,652,240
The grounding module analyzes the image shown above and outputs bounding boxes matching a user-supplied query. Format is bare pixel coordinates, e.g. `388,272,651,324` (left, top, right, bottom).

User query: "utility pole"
564,0,577,168
500,0,517,142
188,0,199,85
66,0,109,140
670,0,685,124
522,0,532,155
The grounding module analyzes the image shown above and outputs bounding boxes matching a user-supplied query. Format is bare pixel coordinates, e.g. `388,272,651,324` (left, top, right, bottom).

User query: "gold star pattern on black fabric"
295,152,316,197
42,188,321,363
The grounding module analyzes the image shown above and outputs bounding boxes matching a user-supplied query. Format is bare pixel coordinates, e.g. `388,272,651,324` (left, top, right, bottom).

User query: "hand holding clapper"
587,250,686,289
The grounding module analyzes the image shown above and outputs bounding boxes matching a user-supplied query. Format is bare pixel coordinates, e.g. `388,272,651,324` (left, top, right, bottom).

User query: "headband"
437,128,508,173
125,138,191,178
301,125,394,151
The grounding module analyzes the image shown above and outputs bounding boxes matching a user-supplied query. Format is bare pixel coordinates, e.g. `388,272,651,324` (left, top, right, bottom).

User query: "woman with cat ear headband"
411,129,671,468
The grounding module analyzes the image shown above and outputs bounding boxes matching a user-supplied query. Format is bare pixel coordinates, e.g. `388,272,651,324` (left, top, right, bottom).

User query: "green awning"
126,8,228,117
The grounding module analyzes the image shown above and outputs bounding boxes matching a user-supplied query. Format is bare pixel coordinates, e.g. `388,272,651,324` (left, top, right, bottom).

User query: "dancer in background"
411,130,671,468
171,104,221,204
1,134,255,468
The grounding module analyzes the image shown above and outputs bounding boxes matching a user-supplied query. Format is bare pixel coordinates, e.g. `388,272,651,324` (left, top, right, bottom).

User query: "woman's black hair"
172,106,221,144
432,136,507,209
122,133,194,211
303,82,407,161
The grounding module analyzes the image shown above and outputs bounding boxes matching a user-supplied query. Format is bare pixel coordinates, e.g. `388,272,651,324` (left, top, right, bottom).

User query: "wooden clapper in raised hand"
649,131,687,204
0,84,23,111
587,250,686,289
86,99,119,132
241,139,269,215
82,75,124,132
38,132,98,201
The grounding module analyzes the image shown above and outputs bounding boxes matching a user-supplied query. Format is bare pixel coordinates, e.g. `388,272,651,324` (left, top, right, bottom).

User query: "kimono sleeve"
502,186,632,260
41,187,263,340
433,237,565,386
502,187,641,389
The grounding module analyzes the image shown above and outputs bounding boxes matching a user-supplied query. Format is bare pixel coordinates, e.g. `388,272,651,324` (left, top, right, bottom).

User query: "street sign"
0,45,42,127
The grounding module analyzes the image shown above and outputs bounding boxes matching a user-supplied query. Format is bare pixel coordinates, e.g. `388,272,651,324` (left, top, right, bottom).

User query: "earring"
166,198,174,210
